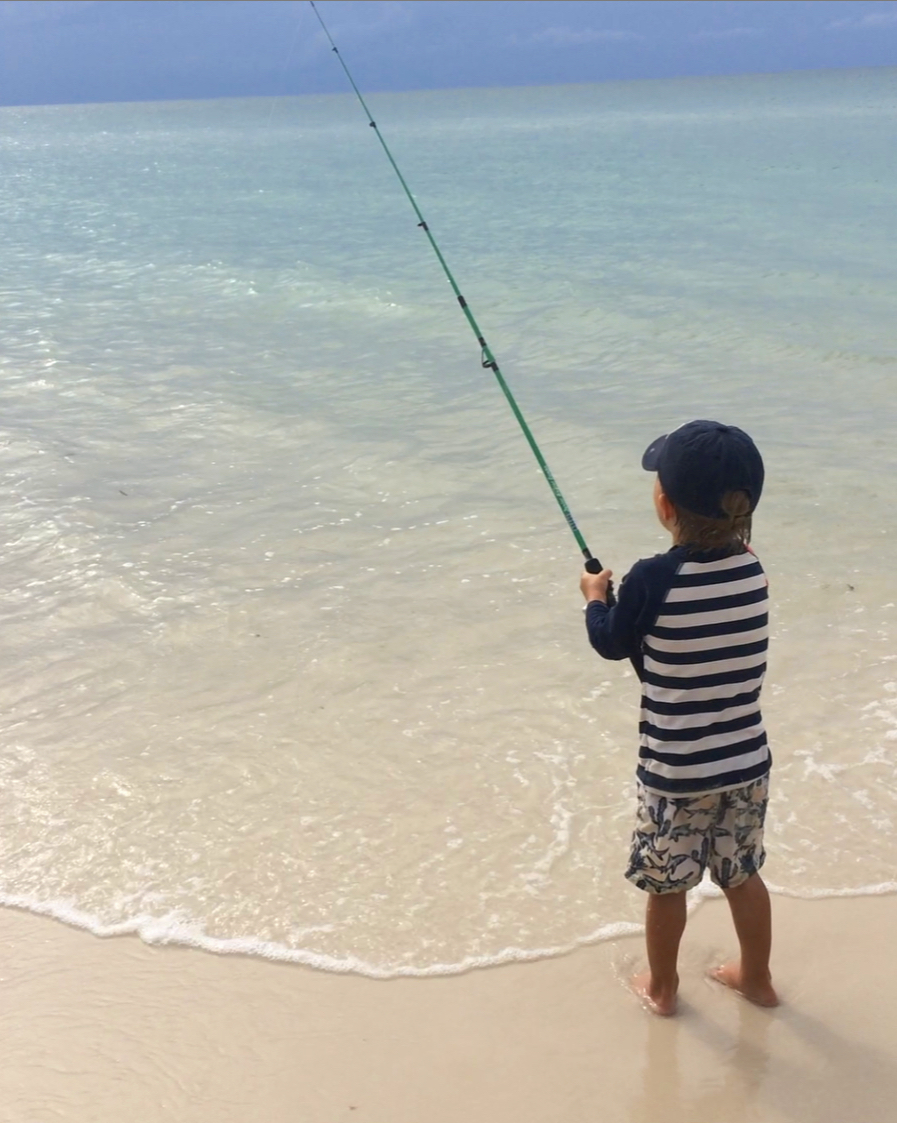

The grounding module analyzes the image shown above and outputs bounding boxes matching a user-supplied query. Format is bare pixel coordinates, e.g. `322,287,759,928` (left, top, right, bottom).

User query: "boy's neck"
671,539,744,559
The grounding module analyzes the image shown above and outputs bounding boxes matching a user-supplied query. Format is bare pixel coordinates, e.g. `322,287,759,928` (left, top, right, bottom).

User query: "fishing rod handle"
583,555,616,607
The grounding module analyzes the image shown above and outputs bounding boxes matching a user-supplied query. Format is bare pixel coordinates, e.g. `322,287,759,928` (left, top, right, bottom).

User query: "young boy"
580,419,777,1016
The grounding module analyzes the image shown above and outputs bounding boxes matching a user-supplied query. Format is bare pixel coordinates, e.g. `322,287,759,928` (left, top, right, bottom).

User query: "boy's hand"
580,568,613,604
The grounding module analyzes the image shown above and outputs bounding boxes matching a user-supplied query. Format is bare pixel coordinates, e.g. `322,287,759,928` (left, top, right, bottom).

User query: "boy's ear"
656,487,677,524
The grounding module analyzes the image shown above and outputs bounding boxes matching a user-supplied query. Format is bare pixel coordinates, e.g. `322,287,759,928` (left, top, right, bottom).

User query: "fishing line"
309,0,605,576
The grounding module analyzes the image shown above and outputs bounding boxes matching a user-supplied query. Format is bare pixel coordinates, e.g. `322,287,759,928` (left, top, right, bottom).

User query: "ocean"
1,67,895,977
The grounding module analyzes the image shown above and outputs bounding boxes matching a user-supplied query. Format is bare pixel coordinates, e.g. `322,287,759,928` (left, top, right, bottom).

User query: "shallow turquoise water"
0,69,895,974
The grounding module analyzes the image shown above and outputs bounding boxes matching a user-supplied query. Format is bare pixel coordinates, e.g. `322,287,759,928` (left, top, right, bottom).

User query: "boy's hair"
672,489,752,554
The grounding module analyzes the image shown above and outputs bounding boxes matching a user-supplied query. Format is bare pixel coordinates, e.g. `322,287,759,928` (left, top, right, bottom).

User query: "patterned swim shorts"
625,775,769,894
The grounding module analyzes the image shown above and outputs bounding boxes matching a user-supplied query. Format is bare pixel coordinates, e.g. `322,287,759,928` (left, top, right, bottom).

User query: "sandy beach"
2,893,894,1123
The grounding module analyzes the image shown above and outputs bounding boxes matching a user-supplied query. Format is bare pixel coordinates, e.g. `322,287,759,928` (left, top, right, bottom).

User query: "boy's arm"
580,561,654,663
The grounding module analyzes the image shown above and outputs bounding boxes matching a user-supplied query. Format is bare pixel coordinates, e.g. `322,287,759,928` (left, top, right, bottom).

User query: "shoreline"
1,878,893,978
3,894,895,1122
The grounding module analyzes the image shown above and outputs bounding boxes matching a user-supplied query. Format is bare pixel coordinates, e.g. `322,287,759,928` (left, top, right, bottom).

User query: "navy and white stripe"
585,546,771,796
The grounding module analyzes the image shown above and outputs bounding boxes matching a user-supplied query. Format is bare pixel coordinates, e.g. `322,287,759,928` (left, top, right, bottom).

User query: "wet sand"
1,894,894,1123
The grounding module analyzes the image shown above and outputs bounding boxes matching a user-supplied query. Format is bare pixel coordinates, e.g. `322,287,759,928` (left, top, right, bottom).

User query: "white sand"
2,894,895,1123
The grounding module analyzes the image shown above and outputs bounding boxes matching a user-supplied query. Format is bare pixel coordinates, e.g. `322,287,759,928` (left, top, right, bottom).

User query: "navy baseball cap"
641,420,764,519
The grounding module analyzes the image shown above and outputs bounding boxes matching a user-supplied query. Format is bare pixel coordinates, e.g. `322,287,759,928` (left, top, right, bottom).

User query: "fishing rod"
309,0,605,577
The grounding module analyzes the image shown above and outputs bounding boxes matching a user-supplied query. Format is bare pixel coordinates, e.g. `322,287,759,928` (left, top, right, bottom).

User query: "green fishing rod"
309,0,605,576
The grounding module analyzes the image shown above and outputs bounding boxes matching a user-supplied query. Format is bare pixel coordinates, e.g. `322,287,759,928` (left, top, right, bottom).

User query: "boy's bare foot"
630,971,678,1016
710,962,779,1007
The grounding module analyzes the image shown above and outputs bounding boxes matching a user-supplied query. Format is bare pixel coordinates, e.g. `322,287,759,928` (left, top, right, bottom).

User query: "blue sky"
1,0,896,106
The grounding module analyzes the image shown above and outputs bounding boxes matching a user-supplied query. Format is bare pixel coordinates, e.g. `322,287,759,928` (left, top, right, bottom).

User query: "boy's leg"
633,889,688,1016
714,873,778,1006
707,778,778,1006
626,785,716,1015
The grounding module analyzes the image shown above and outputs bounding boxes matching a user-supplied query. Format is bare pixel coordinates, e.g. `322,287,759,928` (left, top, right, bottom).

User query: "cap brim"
641,433,668,472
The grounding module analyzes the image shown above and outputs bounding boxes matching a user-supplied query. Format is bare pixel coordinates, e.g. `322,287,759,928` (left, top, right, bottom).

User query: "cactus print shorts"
625,775,769,895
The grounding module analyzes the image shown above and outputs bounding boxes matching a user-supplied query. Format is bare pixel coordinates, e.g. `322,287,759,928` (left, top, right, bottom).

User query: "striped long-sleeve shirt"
585,545,771,796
